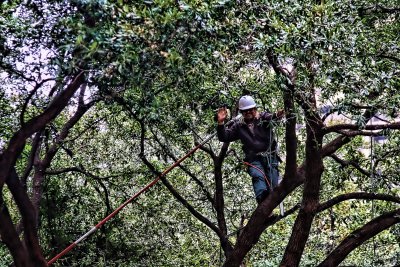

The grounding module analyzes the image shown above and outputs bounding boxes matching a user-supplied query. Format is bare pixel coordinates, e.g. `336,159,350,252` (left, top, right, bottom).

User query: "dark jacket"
217,111,279,162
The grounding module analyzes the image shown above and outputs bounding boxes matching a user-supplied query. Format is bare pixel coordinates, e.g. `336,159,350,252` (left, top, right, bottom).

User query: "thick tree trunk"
6,168,47,266
222,176,303,267
0,73,85,266
0,193,29,266
280,210,315,267
280,83,324,266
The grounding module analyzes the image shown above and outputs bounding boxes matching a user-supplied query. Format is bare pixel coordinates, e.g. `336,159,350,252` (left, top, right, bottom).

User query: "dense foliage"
0,0,399,266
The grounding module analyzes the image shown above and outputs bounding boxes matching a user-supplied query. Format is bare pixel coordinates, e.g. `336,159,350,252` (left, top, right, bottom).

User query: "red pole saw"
47,132,216,265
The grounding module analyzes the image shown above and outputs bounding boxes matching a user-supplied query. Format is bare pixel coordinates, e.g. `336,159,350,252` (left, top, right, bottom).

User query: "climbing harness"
244,117,285,215
47,132,217,265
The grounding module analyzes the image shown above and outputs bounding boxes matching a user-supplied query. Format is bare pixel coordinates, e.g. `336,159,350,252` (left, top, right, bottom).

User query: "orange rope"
243,161,271,188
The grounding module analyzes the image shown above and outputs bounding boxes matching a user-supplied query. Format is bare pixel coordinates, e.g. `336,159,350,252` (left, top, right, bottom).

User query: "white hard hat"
238,95,256,110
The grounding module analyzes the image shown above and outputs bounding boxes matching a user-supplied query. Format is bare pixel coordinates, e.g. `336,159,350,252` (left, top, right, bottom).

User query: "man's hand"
217,107,227,124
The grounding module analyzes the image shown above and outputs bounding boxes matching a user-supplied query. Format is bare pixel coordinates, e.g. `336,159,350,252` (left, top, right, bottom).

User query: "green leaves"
1,0,400,266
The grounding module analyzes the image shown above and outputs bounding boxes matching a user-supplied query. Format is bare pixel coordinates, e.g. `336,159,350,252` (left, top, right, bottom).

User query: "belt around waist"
256,150,277,157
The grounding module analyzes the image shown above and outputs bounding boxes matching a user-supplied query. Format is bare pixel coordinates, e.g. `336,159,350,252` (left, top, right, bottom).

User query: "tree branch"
46,166,113,214
149,128,214,205
136,117,231,252
329,154,370,176
267,53,298,183
317,208,400,267
281,83,325,267
21,131,43,186
20,78,56,126
317,192,400,213
323,121,400,134
359,5,400,14
30,84,96,228
0,71,85,188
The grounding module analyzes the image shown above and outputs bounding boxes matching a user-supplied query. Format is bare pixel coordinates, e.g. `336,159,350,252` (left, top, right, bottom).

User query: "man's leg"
247,160,269,203
260,154,279,189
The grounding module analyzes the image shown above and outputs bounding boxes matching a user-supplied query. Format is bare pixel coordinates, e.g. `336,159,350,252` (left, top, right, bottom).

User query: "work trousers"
247,153,280,201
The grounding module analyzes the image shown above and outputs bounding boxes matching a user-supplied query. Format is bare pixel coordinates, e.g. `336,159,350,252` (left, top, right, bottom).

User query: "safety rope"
269,116,285,215
242,116,281,189
47,132,217,265
243,161,272,188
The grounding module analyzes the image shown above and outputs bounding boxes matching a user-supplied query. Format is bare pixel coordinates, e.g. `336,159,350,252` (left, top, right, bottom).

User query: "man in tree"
217,95,285,204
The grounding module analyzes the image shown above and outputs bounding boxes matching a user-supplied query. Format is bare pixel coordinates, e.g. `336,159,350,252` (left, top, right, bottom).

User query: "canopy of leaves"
0,0,399,266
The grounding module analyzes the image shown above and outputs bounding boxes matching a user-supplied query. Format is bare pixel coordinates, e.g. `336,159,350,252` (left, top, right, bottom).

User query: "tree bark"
222,177,303,267
214,142,232,256
6,168,47,266
0,192,29,266
280,112,324,266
